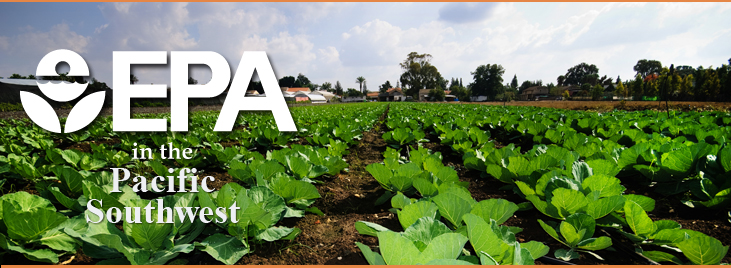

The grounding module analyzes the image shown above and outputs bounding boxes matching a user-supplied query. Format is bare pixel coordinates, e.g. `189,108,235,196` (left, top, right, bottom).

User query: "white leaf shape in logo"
20,91,61,133
36,81,88,102
64,91,106,133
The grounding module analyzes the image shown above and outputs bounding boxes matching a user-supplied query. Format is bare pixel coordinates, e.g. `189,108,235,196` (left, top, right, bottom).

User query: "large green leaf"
51,165,84,195
269,176,320,205
402,217,452,249
356,242,386,265
3,203,67,241
123,200,174,251
624,194,655,212
196,233,250,265
470,199,519,225
581,174,624,198
718,146,731,173
417,233,469,264
355,221,391,237
660,146,694,177
571,161,593,183
397,201,439,230
624,201,656,237
586,159,620,177
643,250,684,265
377,231,422,265
433,192,473,228
586,195,625,219
0,233,59,263
464,213,510,263
549,188,589,219
577,236,612,251
366,163,392,189
677,234,729,265
520,241,549,260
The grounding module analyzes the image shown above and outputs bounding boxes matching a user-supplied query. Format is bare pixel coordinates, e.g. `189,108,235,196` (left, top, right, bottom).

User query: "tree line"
7,54,730,102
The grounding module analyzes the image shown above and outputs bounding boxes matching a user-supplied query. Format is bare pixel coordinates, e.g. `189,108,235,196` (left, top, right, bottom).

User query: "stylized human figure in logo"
21,49,106,133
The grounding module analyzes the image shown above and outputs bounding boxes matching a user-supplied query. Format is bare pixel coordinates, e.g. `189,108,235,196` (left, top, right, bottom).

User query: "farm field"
456,101,731,112
1,102,730,265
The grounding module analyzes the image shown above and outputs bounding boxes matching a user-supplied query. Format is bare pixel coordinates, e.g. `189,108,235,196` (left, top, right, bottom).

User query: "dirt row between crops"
196,104,397,265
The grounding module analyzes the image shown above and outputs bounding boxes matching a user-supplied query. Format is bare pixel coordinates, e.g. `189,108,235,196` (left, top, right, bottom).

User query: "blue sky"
1,2,729,90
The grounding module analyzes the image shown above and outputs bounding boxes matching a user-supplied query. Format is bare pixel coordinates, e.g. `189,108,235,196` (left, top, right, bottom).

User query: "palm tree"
356,76,366,93
130,74,139,85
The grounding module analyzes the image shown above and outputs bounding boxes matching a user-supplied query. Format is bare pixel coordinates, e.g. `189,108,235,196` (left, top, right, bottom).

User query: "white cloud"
1,2,729,91
318,46,339,64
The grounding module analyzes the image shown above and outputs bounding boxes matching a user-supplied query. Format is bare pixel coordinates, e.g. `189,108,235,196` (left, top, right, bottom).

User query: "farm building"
282,91,310,102
378,88,405,102
366,92,379,101
307,94,327,103
310,90,336,102
520,86,550,101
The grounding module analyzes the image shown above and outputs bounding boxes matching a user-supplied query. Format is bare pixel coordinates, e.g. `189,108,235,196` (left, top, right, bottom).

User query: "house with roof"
520,86,550,101
379,87,405,102
366,92,379,101
280,87,312,102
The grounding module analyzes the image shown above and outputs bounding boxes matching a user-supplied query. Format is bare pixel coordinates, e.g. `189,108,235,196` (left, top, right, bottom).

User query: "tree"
564,63,599,86
295,73,311,88
693,66,706,100
356,76,366,93
344,88,363,97
470,64,505,100
645,79,658,98
188,76,198,85
557,75,566,86
676,65,695,77
510,75,519,90
632,74,644,100
633,59,663,78
615,80,627,98
449,85,470,102
680,74,694,99
334,81,344,96
582,73,600,86
399,52,442,98
701,68,720,101
379,81,392,94
308,84,318,92
438,76,448,92
549,86,564,97
320,82,333,92
518,80,542,93
279,76,296,88
88,78,111,92
247,81,264,94
580,83,592,97
427,88,445,101
130,74,139,85
9,73,23,79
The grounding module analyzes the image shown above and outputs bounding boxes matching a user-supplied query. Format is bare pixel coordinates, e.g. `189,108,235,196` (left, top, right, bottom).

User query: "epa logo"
21,49,105,133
